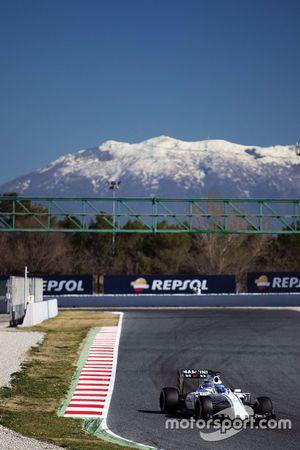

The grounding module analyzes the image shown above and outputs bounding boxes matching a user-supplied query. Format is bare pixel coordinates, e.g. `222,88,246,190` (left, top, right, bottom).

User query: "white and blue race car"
160,369,276,421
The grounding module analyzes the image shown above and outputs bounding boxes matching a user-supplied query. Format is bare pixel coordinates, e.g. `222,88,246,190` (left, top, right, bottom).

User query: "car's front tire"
160,387,179,414
194,396,213,420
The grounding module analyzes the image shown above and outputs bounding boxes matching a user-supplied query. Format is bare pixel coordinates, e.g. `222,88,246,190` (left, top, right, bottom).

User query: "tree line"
0,195,299,291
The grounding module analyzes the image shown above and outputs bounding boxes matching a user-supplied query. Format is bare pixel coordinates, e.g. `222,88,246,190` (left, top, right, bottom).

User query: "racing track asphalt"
107,309,300,449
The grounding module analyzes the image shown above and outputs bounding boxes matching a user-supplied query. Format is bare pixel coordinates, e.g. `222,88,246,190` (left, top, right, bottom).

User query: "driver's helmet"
215,384,226,394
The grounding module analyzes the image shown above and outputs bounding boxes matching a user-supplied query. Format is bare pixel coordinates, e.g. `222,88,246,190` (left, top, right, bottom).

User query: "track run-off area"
101,308,300,450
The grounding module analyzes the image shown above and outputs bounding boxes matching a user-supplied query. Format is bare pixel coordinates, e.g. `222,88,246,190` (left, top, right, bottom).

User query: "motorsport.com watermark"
165,412,292,442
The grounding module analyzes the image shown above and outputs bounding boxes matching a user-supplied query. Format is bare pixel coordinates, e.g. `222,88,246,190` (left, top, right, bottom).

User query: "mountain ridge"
0,136,299,198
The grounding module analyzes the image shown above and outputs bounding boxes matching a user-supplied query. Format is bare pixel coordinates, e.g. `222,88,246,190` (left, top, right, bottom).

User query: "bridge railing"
0,196,299,234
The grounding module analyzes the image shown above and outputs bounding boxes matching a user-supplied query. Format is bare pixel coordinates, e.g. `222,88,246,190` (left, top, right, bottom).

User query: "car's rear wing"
177,369,221,397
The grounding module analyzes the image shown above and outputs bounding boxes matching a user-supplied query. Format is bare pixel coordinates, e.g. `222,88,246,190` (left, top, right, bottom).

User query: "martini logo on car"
182,369,208,378
255,275,270,291
130,278,150,293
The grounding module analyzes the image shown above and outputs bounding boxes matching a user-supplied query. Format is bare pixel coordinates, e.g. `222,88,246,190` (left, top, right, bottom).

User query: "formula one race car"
159,369,276,421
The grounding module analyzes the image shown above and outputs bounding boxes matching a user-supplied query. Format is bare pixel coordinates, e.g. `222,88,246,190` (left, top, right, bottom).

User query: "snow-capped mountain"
1,136,299,198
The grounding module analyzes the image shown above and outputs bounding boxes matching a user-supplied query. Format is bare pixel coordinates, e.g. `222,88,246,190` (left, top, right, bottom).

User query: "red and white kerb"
64,326,118,418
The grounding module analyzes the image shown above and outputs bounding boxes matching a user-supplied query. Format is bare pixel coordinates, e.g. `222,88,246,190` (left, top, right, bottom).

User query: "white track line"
100,313,156,449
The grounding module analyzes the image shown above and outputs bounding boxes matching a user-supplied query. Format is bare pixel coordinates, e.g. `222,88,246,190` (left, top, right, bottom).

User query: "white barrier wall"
30,277,43,303
7,276,44,325
20,299,58,327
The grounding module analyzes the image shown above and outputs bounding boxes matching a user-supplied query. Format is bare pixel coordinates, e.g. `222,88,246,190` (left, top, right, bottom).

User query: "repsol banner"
248,272,300,293
104,275,236,294
43,275,93,295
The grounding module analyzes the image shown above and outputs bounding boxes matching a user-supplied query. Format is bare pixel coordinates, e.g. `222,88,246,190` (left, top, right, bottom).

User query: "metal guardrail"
0,196,299,234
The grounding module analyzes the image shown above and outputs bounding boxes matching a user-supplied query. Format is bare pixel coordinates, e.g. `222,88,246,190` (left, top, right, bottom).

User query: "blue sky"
0,0,299,184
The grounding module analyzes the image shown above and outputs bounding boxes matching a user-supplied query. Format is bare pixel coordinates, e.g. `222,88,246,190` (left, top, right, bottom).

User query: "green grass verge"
0,311,134,450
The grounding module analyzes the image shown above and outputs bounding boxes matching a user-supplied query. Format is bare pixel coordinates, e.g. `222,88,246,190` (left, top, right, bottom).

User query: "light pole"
24,266,28,308
108,180,121,256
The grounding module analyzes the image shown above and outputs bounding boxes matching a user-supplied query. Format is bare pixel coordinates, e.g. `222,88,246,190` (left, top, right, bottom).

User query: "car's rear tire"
255,396,273,416
160,387,179,414
194,396,213,420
